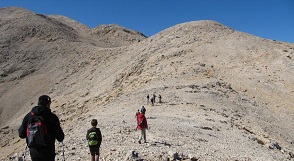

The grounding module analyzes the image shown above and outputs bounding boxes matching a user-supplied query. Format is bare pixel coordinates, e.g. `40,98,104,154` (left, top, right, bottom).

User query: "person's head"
91,119,98,127
38,95,51,108
141,106,146,114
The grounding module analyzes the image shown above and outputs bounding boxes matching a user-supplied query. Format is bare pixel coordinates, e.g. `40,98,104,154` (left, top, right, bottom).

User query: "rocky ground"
0,7,294,161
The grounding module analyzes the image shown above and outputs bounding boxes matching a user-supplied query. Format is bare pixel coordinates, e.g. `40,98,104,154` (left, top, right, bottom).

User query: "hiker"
158,94,162,103
18,95,64,161
150,97,154,106
146,94,150,104
86,119,102,161
153,94,157,103
136,106,148,144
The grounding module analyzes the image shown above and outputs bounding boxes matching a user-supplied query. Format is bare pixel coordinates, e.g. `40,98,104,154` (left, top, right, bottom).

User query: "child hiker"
86,119,102,161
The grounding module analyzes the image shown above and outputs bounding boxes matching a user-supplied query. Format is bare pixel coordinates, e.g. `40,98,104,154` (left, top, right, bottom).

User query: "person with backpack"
18,95,64,161
136,106,148,144
86,119,102,161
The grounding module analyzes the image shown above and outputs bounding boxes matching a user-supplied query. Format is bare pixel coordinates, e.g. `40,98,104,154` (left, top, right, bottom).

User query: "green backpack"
88,131,98,146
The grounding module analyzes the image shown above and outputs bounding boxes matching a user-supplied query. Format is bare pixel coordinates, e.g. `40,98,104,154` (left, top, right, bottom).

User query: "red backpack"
26,112,48,148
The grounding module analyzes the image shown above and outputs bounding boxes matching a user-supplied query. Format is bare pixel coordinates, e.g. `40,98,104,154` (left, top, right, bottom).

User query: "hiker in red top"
137,106,148,144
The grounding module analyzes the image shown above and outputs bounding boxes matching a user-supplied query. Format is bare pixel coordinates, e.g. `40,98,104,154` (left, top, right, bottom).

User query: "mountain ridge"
0,7,294,160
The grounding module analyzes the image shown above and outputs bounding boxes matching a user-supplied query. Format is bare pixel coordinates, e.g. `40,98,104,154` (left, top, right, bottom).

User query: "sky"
1,0,294,43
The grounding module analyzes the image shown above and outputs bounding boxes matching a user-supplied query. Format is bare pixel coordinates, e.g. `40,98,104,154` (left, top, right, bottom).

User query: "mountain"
0,7,294,160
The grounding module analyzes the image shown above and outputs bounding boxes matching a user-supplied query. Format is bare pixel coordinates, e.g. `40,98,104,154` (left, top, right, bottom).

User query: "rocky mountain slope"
0,7,294,161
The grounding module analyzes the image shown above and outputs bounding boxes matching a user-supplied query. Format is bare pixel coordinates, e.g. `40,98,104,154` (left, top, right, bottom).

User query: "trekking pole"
62,141,65,161
23,145,27,161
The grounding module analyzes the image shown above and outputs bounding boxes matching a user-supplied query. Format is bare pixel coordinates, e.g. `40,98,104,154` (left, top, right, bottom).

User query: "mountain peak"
0,7,294,161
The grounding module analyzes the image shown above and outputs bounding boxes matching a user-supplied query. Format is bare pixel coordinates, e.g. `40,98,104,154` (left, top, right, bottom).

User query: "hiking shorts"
89,146,100,155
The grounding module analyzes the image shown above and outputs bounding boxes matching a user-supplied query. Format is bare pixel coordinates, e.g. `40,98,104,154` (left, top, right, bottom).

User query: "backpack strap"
28,111,47,134
30,111,45,121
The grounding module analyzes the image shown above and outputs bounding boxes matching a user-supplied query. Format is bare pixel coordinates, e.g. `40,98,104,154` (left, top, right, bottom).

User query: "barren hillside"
0,7,294,161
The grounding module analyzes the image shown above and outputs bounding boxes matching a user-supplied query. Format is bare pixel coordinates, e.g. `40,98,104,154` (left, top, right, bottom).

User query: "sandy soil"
0,7,294,161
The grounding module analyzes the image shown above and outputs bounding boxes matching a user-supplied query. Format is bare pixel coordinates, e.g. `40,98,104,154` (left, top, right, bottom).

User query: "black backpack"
26,112,48,148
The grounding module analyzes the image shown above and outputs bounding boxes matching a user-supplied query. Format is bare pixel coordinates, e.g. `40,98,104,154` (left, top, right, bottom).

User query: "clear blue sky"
1,0,293,43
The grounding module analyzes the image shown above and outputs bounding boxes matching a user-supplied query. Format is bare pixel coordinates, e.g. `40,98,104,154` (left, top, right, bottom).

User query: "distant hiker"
153,94,157,103
146,94,150,103
18,95,64,161
150,97,154,106
137,106,148,144
86,119,102,161
159,94,162,103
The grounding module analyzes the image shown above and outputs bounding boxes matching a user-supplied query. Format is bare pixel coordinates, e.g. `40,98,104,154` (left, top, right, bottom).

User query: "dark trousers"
31,157,54,161
29,146,55,161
